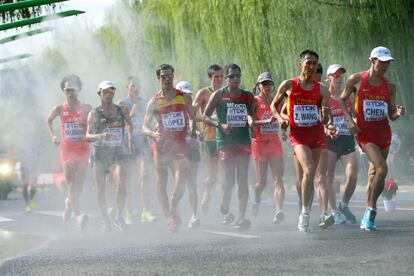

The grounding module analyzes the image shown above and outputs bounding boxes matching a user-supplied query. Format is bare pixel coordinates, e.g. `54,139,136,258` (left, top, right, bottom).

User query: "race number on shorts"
332,116,351,135
226,104,247,127
64,123,85,141
161,111,185,131
293,105,318,127
102,127,123,147
363,100,388,121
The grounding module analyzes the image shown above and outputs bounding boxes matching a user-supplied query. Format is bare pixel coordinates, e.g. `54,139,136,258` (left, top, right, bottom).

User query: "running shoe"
333,212,346,225
338,203,357,224
107,207,116,221
76,214,89,230
141,210,157,223
234,218,251,231
125,210,134,225
273,210,285,224
102,219,112,233
113,216,129,232
200,194,210,213
298,213,310,232
62,198,72,220
167,213,181,233
188,215,201,229
360,208,377,231
252,202,260,217
318,214,335,229
25,200,36,213
221,213,235,225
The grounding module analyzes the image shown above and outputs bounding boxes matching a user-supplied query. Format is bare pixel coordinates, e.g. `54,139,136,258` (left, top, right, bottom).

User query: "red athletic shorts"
357,126,391,150
289,126,327,150
152,138,187,161
60,143,90,166
251,138,283,161
218,144,251,161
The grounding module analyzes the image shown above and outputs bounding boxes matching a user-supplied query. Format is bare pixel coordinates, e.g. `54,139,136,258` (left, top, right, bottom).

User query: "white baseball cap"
326,64,346,76
370,46,395,62
97,80,116,93
175,81,192,94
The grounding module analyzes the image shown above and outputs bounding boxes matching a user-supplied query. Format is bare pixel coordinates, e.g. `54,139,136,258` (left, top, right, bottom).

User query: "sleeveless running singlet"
287,78,323,130
329,96,352,136
154,89,188,140
215,87,251,150
254,95,279,142
93,105,125,149
354,71,390,130
61,103,89,146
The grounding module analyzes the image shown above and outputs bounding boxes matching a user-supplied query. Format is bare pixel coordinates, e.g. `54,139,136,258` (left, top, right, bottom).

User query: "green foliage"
0,0,60,23
124,0,413,108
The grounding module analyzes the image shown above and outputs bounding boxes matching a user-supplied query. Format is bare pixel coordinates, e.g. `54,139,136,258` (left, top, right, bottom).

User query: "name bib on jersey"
227,105,247,127
293,105,318,127
363,100,388,121
162,111,185,131
260,116,278,134
332,116,351,136
101,127,123,147
63,123,84,141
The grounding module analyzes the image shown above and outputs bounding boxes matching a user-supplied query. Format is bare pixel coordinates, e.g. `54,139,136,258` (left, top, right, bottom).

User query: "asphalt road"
0,184,413,276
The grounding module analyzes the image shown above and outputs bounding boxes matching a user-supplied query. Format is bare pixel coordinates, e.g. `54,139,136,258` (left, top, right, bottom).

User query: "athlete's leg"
93,163,108,219
326,150,338,211
340,152,358,204
315,149,329,214
221,159,236,215
235,153,250,220
253,159,268,205
269,156,284,211
170,158,187,214
112,160,127,219
186,160,199,217
153,150,170,218
362,143,388,209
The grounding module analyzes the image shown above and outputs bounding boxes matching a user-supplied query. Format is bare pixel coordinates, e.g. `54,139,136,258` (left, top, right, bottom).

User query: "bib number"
64,123,84,141
162,111,185,131
363,100,388,121
226,106,247,127
332,116,351,136
293,105,318,127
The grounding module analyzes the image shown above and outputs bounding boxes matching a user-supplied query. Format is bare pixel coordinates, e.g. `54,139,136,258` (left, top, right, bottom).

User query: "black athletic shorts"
327,135,356,158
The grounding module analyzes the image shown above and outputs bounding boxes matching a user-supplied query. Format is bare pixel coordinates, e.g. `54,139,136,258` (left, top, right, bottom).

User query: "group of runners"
44,45,404,233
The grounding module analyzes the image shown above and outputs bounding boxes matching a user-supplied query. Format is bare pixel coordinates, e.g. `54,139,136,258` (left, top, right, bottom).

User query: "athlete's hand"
100,132,112,140
325,124,339,139
52,135,60,146
322,106,331,116
153,131,164,143
346,118,360,135
266,117,277,124
219,124,232,135
279,119,289,130
396,105,405,117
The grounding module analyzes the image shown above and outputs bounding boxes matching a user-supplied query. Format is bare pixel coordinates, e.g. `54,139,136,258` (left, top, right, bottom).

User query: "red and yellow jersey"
154,89,188,139
354,71,390,130
60,103,89,147
254,95,279,142
329,96,352,136
287,77,323,130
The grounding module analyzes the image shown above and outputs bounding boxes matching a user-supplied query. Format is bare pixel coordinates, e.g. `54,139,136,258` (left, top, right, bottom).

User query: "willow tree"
116,0,413,112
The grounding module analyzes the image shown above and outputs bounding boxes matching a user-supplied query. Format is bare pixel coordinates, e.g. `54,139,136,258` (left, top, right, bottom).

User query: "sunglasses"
260,81,274,86
227,73,241,79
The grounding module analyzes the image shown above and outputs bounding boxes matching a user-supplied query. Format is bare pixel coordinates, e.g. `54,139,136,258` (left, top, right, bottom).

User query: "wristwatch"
215,121,220,128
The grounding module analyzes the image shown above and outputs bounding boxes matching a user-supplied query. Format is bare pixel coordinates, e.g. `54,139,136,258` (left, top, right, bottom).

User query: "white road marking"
201,229,260,239
0,216,15,223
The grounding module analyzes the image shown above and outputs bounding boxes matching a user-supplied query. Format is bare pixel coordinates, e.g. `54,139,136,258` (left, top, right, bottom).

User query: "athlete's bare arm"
247,91,256,128
388,83,405,121
340,73,361,134
47,105,62,145
142,97,160,140
86,109,109,142
271,80,291,130
193,88,210,122
121,106,135,153
203,91,231,135
320,84,331,125
184,93,197,137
